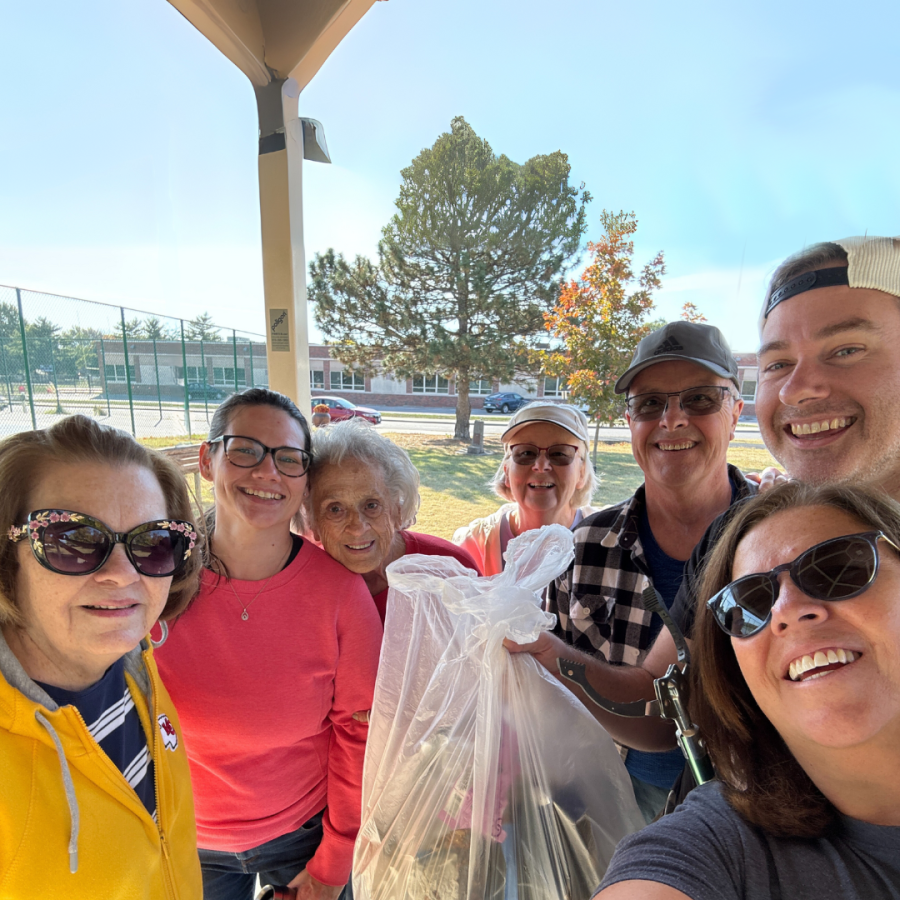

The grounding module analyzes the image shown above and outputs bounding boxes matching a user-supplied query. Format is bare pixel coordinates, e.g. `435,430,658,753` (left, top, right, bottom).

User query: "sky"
2,0,898,353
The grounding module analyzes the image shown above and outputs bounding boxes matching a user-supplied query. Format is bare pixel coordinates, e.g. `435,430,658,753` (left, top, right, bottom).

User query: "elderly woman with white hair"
306,420,480,623
453,403,600,575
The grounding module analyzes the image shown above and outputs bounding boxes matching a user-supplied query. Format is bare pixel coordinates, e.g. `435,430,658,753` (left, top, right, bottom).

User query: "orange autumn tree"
539,210,665,446
680,301,707,323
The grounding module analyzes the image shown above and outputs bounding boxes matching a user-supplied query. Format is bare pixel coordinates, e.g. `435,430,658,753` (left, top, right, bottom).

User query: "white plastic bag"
353,525,643,900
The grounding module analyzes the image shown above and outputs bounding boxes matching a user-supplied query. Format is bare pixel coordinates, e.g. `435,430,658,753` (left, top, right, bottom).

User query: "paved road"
377,414,765,445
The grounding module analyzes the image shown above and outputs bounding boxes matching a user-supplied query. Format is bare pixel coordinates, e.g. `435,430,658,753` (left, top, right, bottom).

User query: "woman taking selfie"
596,481,900,899
155,389,381,900
0,415,202,898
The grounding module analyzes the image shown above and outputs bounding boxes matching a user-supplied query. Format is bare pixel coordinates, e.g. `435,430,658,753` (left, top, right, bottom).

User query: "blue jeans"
628,773,671,826
199,811,352,900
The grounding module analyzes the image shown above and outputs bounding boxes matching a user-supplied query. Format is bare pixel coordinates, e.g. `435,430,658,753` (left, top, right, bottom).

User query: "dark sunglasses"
707,531,899,638
7,510,196,577
208,435,311,478
509,443,580,467
626,385,736,421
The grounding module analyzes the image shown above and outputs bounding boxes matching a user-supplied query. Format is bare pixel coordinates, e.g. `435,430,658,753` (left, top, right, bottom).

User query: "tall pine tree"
309,117,590,438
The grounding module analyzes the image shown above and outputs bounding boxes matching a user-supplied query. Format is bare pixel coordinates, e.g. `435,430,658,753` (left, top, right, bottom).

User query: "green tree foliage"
538,210,666,431
185,313,222,342
141,317,177,341
309,116,590,439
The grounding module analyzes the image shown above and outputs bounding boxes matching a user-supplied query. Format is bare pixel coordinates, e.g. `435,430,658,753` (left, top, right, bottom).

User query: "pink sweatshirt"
155,540,382,886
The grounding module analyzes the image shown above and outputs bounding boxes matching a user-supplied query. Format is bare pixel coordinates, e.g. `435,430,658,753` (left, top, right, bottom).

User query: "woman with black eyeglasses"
0,415,203,898
595,481,900,900
155,388,382,900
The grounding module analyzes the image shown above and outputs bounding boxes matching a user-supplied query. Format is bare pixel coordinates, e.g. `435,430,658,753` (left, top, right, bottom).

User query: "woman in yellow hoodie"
0,415,202,899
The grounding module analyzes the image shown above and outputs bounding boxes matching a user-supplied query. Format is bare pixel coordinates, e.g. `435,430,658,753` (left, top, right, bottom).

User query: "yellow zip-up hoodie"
0,633,202,899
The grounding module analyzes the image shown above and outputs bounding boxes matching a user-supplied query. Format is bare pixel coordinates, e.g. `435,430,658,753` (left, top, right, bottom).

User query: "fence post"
15,288,36,429
232,330,240,394
99,338,112,416
200,339,209,421
248,340,254,387
180,320,192,437
47,337,64,414
152,336,163,423
119,307,136,436
0,331,12,408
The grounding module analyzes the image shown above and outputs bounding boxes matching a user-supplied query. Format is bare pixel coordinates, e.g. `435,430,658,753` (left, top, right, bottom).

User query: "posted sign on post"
269,308,290,352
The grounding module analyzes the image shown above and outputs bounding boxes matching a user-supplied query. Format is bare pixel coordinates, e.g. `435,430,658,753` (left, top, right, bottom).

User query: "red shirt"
155,540,382,886
371,531,481,623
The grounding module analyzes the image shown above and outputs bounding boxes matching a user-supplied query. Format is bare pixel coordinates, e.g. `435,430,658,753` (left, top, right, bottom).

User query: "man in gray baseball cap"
510,235,900,817
509,319,754,822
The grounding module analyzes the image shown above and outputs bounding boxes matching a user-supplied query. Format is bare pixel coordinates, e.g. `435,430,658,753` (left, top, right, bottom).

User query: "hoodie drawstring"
35,709,80,873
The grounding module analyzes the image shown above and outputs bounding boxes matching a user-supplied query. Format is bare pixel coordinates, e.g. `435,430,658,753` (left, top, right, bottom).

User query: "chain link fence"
0,285,268,440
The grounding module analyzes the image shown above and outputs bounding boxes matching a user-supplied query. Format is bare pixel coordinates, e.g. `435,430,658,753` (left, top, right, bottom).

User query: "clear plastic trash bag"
353,525,644,900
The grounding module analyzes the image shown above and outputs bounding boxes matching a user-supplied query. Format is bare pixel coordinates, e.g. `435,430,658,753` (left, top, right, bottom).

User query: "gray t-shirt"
596,782,900,900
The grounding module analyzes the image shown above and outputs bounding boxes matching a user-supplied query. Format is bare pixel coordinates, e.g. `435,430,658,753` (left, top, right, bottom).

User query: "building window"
330,370,364,391
741,379,757,401
412,374,450,394
175,366,206,383
543,376,566,398
310,370,325,390
105,364,136,383
212,367,247,387
469,379,492,395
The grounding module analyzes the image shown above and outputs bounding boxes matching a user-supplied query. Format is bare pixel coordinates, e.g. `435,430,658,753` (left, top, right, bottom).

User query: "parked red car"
311,395,382,425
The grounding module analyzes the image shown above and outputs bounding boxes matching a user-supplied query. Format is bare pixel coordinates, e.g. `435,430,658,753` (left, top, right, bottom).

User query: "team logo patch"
158,714,179,751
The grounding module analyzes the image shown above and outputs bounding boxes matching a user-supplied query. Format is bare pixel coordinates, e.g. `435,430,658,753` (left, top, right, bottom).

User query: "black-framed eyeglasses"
707,531,900,638
7,509,196,577
625,386,736,421
509,444,580,467
208,435,312,477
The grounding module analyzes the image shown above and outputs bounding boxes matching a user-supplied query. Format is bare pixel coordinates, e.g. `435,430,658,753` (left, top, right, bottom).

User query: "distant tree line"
0,305,224,388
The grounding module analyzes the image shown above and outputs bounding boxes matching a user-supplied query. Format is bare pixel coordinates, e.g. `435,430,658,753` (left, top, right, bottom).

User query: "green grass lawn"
145,433,779,541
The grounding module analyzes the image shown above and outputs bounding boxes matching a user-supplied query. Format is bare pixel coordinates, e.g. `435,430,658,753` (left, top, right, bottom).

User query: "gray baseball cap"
614,321,740,395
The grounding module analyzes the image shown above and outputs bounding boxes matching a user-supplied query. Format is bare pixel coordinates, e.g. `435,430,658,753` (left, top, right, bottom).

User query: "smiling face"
730,505,900,757
310,458,404,578
3,462,172,691
757,280,900,496
502,422,587,524
199,404,308,535
626,360,741,491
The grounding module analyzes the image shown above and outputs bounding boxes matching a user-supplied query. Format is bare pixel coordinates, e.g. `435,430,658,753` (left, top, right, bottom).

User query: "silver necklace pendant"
241,610,249,621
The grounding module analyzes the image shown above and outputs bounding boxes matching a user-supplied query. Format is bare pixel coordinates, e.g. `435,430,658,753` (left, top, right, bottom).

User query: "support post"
232,330,240,394
0,331,13,409
180,321,192,437
15,288,36,429
99,338,111,416
47,337,64,414
120,307,137,436
255,78,311,414
153,337,163,423
200,338,209,421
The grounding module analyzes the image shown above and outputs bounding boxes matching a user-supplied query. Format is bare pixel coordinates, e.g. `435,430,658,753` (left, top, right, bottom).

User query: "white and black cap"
761,236,900,325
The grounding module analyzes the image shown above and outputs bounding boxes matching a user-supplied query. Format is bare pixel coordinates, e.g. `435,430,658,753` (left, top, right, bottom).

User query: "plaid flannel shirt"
546,465,756,666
